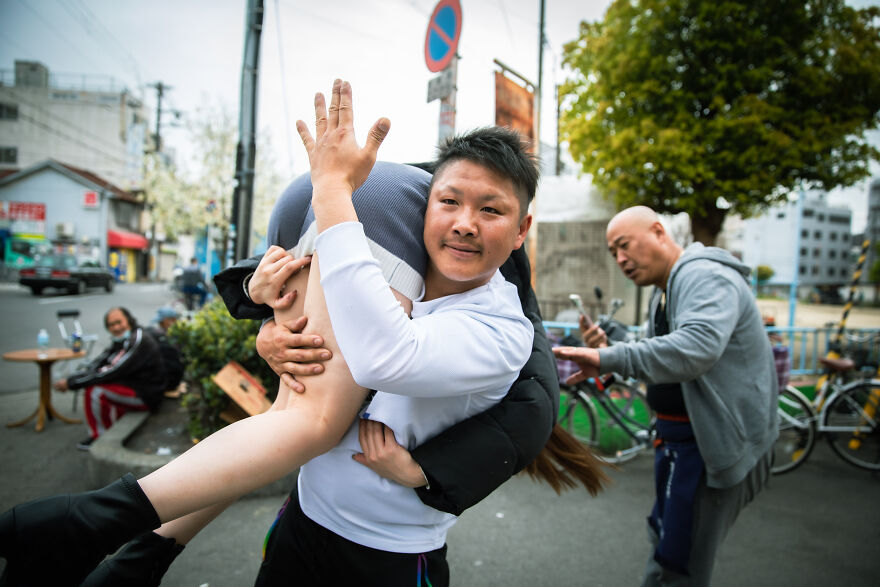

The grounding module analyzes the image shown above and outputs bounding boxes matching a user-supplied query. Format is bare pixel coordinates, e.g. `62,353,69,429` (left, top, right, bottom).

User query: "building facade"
533,175,643,325
736,192,853,289
0,60,147,190
864,178,880,282
0,160,147,282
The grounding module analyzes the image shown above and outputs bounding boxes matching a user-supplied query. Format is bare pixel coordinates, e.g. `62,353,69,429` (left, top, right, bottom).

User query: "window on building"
813,248,821,257
829,250,837,259
828,268,835,277
811,266,819,275
777,212,786,219
829,215,849,224
829,232,837,241
799,266,806,275
0,103,18,120
801,229,809,239
814,230,822,239
800,247,808,256
803,208,815,218
0,147,17,164
818,213,825,221
842,234,849,242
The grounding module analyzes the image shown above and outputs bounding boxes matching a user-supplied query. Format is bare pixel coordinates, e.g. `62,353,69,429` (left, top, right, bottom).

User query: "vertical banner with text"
494,72,536,153
495,70,538,286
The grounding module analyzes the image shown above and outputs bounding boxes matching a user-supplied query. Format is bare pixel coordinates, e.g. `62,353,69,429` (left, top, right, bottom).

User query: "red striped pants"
83,383,148,439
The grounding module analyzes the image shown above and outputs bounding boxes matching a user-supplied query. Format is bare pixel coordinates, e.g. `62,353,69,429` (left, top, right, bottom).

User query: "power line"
13,0,107,74
14,109,130,167
62,0,144,88
2,86,134,161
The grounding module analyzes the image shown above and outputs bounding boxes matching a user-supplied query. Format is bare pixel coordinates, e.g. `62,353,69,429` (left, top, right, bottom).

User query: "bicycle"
772,356,880,473
558,373,654,463
553,292,654,463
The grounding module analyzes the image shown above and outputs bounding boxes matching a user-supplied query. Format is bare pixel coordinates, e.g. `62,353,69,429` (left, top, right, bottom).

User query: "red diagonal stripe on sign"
430,20,455,47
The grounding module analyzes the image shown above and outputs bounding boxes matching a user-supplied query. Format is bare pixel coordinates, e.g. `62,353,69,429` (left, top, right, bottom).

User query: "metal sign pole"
438,56,457,144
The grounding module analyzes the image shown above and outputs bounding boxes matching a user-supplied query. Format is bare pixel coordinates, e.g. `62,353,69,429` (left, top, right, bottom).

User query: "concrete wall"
0,83,145,189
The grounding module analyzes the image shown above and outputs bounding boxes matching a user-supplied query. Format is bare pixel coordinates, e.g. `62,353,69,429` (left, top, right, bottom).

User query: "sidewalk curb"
87,411,297,497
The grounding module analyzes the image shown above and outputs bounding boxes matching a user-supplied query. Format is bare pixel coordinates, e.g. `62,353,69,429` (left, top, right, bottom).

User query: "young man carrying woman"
1,80,605,586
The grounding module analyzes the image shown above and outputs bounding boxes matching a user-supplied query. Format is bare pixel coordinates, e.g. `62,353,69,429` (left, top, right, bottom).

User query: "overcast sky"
1,0,876,231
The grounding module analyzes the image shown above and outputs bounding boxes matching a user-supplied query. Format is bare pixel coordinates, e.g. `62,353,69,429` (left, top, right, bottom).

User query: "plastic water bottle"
37,328,50,358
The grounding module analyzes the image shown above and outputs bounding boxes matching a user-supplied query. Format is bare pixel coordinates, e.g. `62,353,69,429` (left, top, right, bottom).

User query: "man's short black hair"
104,306,138,330
431,126,540,217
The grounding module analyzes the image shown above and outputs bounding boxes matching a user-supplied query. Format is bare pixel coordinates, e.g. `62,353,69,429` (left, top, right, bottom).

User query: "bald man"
555,206,777,586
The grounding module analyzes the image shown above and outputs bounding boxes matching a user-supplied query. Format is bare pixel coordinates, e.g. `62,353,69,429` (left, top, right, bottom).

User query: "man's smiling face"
422,159,531,300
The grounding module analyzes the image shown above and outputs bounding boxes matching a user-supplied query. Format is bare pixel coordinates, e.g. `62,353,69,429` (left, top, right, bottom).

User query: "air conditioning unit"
56,222,75,238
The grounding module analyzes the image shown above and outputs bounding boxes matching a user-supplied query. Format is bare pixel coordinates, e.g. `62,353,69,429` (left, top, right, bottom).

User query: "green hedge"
169,298,278,439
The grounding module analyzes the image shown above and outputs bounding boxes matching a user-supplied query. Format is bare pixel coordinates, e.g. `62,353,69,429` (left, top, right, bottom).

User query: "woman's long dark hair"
524,424,611,496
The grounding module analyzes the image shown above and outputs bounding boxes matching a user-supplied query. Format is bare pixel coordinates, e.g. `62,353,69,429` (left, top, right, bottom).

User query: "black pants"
255,491,449,587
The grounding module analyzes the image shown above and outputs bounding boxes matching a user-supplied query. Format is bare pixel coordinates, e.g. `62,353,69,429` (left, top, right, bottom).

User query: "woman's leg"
0,256,412,585
137,255,412,523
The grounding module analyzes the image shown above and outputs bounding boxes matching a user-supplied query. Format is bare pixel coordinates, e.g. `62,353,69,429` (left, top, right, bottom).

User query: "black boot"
0,473,160,586
79,531,184,587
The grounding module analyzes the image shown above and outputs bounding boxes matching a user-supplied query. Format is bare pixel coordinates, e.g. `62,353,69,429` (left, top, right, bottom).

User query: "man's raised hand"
552,346,602,386
295,79,390,199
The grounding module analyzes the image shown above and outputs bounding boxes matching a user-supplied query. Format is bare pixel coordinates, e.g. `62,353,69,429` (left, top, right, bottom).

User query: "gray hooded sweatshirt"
599,243,778,488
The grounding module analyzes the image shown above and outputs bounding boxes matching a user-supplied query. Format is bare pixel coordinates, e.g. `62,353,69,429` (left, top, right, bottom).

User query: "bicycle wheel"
772,386,817,475
558,385,599,448
593,381,653,463
823,380,880,471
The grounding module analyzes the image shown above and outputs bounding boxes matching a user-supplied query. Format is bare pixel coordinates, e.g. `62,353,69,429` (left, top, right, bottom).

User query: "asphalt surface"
1,281,879,585
1,386,879,586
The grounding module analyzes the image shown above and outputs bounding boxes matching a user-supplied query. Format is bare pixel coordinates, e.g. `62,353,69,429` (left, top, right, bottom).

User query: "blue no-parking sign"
424,0,462,73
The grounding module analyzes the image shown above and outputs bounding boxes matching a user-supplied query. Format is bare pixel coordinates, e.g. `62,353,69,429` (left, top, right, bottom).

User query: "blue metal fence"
544,321,880,377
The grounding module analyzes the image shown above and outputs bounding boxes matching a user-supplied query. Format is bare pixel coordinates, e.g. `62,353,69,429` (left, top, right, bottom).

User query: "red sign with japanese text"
83,191,99,208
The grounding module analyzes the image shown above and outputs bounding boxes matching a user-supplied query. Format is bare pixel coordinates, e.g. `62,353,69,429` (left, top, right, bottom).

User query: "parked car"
19,254,115,295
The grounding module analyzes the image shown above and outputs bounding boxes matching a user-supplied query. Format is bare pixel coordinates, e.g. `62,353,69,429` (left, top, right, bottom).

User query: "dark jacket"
145,325,186,391
67,327,166,410
214,246,559,516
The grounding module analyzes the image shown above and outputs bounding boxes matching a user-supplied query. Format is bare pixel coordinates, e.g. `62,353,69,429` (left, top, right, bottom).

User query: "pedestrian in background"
555,206,777,586
146,306,186,395
53,306,165,450
179,257,207,309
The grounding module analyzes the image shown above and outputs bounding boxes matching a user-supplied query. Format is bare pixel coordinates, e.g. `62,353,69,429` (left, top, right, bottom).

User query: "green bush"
169,298,278,439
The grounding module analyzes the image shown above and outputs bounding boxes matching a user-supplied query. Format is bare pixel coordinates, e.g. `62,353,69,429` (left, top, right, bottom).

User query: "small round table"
3,348,86,432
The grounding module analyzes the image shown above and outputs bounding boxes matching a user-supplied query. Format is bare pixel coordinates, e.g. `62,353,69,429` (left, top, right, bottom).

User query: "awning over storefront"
107,229,148,250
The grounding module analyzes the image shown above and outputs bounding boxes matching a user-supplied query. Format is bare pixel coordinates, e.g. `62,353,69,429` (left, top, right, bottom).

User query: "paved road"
1,383,877,586
0,281,184,394
1,283,878,585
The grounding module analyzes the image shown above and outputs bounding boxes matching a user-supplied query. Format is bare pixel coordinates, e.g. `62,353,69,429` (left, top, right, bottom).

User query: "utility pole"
555,84,562,176
147,81,171,281
149,82,168,153
527,0,546,289
536,0,544,157
230,0,264,264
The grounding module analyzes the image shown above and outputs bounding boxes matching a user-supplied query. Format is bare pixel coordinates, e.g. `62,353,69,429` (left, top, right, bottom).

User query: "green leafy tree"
561,0,880,244
756,264,775,284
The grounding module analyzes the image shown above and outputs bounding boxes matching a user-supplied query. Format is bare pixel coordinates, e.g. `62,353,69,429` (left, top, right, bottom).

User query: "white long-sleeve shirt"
298,221,533,553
